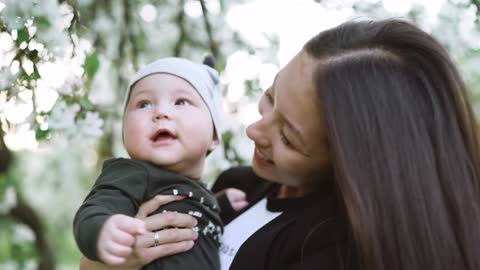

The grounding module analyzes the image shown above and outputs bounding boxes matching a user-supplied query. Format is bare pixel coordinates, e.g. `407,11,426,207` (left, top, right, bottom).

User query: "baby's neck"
143,159,204,180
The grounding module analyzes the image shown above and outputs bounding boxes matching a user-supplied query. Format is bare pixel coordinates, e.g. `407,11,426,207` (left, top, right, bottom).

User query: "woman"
81,19,480,270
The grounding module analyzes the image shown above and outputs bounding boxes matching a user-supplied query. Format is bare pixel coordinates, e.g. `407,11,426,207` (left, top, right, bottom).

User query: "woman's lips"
253,149,274,167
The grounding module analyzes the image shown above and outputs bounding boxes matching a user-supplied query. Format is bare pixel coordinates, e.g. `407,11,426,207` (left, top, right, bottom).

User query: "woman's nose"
246,117,270,147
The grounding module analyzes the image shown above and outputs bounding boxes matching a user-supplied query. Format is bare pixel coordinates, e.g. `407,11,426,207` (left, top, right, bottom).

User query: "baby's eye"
175,99,190,106
138,101,152,109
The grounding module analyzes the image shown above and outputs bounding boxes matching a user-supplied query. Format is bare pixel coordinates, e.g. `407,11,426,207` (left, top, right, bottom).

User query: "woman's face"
246,51,331,193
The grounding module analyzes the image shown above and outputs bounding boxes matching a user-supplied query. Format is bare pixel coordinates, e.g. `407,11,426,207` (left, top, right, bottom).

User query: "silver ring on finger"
154,231,160,247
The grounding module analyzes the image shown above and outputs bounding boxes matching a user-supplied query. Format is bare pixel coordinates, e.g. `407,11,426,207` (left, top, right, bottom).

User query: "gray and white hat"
123,57,222,143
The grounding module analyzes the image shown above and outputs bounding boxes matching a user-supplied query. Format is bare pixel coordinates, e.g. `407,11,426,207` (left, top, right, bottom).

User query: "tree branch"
8,196,55,270
472,0,480,22
199,0,219,59
123,0,139,69
66,0,79,57
0,123,12,173
0,123,54,270
173,0,187,57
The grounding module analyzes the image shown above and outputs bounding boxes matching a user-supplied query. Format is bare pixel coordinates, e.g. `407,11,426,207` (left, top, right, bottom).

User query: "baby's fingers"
106,241,134,258
112,229,137,247
101,252,127,266
115,216,146,235
98,242,129,266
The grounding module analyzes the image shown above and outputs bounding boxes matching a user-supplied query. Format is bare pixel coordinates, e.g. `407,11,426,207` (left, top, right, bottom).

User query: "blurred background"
0,0,479,269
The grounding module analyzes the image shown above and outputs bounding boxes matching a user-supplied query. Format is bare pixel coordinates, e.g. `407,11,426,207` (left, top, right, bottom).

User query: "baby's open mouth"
151,130,177,142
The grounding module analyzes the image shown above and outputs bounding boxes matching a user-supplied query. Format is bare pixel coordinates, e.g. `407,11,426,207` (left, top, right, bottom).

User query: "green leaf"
222,130,233,144
35,16,51,29
83,52,100,80
35,128,49,141
79,96,95,111
29,70,41,81
15,28,29,45
63,95,74,104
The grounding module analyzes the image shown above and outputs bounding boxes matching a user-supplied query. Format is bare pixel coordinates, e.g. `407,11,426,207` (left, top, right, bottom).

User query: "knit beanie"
123,57,222,144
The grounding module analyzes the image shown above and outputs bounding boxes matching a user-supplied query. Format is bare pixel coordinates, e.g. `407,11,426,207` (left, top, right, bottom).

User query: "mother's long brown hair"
304,19,480,270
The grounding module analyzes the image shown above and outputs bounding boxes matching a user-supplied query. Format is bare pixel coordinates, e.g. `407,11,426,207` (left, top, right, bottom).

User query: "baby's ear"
207,132,220,153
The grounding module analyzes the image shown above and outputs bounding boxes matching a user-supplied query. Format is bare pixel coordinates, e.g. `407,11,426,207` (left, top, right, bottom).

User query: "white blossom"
0,91,7,111
75,111,104,139
12,223,36,243
0,68,18,90
57,78,83,95
47,100,80,130
32,0,69,55
1,0,35,30
0,186,17,214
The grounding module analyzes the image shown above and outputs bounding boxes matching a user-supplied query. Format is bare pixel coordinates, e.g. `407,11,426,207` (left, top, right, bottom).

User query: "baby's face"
123,73,217,179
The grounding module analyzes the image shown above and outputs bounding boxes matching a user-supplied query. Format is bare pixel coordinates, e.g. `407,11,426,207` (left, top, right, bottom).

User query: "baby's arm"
97,214,146,266
74,159,149,262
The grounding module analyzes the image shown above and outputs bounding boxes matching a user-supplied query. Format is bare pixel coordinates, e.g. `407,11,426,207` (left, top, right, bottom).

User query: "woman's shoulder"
231,201,346,270
269,207,346,269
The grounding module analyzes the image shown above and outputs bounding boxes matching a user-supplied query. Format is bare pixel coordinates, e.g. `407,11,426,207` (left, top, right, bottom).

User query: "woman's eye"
279,129,293,148
175,99,190,106
138,101,152,109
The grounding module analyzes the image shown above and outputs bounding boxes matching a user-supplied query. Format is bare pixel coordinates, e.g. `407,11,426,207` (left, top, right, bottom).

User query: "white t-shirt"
219,198,282,270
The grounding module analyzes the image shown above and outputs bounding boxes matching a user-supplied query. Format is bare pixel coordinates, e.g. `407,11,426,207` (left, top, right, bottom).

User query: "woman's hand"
79,195,198,270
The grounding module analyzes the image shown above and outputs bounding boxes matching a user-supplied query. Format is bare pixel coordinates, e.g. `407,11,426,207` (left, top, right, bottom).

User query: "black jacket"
213,166,348,270
74,158,222,270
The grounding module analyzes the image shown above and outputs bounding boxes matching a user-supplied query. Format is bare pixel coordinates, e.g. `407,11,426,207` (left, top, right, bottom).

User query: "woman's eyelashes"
279,128,293,148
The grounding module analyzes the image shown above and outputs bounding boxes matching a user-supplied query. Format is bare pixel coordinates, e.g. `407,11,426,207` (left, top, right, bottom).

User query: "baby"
74,57,224,269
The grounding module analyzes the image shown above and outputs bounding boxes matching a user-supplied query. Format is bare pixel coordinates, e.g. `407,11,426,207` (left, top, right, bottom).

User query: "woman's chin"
251,162,278,183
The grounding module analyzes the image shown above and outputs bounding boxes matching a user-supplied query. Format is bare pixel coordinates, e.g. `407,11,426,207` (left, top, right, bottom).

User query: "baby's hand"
225,188,248,211
97,214,146,266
